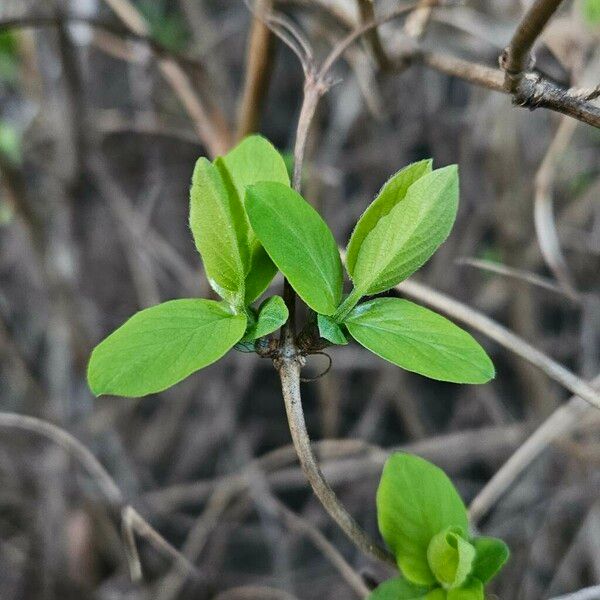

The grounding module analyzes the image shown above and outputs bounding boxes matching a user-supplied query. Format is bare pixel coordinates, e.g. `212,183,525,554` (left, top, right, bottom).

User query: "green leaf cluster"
88,136,289,397
245,157,494,384
369,453,509,599
88,136,495,398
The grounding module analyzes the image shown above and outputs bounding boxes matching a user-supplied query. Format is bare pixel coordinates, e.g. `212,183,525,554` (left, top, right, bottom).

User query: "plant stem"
277,353,396,566
333,287,363,322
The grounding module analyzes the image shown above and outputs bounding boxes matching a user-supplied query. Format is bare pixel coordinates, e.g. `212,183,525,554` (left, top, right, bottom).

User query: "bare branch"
501,0,565,92
469,375,600,523
277,356,395,566
356,0,392,70
236,0,276,139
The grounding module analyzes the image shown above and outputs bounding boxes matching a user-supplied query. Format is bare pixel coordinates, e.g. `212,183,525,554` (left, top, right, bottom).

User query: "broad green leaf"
346,160,432,275
243,295,288,341
345,298,494,384
220,135,290,302
221,135,290,203
368,577,435,600
376,453,468,586
350,166,459,295
471,537,509,584
88,299,246,397
244,244,278,304
583,0,600,24
318,314,348,345
427,527,475,589
189,158,248,307
246,182,343,315
446,579,483,600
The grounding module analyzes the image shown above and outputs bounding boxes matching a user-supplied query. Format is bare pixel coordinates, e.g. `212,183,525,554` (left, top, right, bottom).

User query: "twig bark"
236,0,276,140
356,0,391,70
501,0,565,93
277,356,395,565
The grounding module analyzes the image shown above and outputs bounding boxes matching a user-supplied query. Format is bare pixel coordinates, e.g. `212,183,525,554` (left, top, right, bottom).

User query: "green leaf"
427,527,475,589
189,158,248,307
345,298,494,384
246,182,343,315
346,160,433,275
350,166,459,295
368,577,436,600
88,299,246,397
446,579,483,600
220,135,290,303
244,244,278,304
243,295,288,341
471,537,509,584
376,453,468,586
317,314,348,345
583,0,600,24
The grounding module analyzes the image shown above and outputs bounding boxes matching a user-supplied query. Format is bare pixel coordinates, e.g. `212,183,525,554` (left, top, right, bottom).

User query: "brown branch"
501,0,565,92
236,0,277,140
277,356,395,565
356,0,392,70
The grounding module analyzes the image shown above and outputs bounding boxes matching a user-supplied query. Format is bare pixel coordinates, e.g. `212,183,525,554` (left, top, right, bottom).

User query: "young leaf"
88,299,246,397
345,298,494,384
246,182,343,315
350,166,459,295
368,577,438,600
242,295,288,341
317,314,348,345
376,453,468,586
427,527,475,589
244,244,278,304
346,159,433,275
446,578,484,600
189,158,248,307
220,135,290,303
471,537,509,584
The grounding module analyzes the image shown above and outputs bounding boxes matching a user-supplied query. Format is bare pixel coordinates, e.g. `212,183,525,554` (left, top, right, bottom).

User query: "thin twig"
469,380,598,523
101,0,231,155
456,257,579,301
236,0,276,139
277,357,396,565
0,412,197,579
501,0,565,92
534,116,579,298
356,0,392,70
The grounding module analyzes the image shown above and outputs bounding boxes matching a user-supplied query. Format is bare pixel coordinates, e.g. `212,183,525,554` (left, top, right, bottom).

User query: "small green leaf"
317,314,349,345
88,299,246,397
368,577,436,599
427,527,475,589
350,166,459,295
345,298,494,384
243,295,288,341
446,579,483,600
244,244,278,304
471,537,509,584
220,135,290,302
346,159,433,274
189,158,248,307
376,453,468,586
246,182,343,315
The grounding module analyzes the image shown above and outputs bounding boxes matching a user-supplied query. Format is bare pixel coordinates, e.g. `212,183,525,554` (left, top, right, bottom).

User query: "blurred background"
0,0,599,598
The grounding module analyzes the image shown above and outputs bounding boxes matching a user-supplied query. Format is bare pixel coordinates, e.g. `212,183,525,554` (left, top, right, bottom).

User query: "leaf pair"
88,136,290,397
246,159,494,384
370,454,509,600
